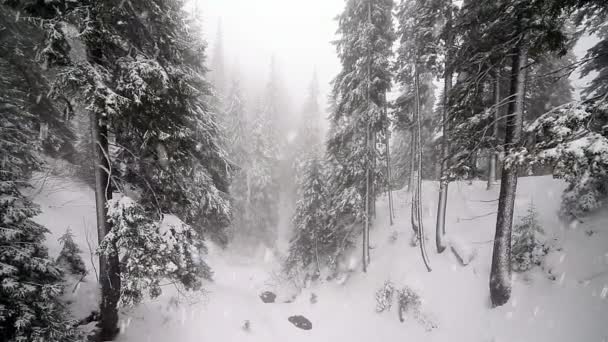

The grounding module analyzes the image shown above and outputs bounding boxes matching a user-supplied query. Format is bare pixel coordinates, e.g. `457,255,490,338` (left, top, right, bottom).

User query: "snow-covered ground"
33,174,608,341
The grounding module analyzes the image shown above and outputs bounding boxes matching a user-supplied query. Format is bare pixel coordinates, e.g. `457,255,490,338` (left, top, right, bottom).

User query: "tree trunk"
489,38,528,307
407,131,414,191
386,128,394,225
413,66,432,272
435,0,453,254
89,111,120,340
487,75,500,190
363,121,370,273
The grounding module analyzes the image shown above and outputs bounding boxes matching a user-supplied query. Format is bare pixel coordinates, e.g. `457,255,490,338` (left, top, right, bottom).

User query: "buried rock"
259,291,276,303
288,315,312,330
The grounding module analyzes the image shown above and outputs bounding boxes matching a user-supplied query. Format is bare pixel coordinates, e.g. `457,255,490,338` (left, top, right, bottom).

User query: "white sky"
195,0,597,109
196,0,344,111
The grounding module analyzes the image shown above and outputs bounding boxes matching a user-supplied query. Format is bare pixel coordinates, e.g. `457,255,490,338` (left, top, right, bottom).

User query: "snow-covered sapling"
511,202,548,273
57,228,88,276
375,280,395,313
397,286,422,322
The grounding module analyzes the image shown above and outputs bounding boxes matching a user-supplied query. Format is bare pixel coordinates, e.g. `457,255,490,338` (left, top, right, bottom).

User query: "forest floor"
31,173,608,342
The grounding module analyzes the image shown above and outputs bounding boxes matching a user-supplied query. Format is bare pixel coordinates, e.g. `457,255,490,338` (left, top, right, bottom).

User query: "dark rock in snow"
288,315,312,330
260,291,276,303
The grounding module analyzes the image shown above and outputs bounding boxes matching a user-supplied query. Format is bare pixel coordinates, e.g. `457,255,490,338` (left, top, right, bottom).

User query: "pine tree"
294,72,323,181
242,100,281,248
102,197,211,307
223,75,249,242
57,229,87,277
285,150,328,279
511,202,546,272
327,0,395,272
15,0,232,337
0,6,78,341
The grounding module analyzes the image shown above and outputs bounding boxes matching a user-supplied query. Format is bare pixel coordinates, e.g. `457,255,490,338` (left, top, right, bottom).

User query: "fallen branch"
457,212,496,222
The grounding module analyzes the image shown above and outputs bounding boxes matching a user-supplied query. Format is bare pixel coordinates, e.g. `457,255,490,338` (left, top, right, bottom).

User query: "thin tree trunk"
362,0,372,271
407,131,415,191
413,66,432,272
487,75,500,190
435,0,453,254
371,132,377,219
387,128,394,225
90,111,120,341
490,37,528,307
363,122,370,273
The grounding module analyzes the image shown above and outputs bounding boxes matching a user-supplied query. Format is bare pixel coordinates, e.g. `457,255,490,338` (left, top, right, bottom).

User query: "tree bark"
487,75,500,190
363,123,370,273
435,0,453,254
413,66,432,272
386,128,394,226
90,111,120,340
489,37,528,307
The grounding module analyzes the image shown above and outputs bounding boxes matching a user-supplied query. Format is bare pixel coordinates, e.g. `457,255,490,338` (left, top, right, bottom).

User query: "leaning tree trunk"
487,75,500,190
489,37,528,307
89,111,121,340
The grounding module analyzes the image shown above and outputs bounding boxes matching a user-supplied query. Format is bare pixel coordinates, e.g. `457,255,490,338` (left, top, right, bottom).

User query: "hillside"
31,174,608,341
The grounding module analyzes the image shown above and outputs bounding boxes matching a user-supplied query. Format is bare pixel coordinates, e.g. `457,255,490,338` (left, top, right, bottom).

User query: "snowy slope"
28,173,100,322
33,175,608,342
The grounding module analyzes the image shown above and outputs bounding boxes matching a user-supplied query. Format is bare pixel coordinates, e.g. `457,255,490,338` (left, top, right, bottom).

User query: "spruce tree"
285,150,328,279
14,0,232,337
56,229,87,277
0,6,78,341
242,99,281,248
223,75,250,243
327,0,395,272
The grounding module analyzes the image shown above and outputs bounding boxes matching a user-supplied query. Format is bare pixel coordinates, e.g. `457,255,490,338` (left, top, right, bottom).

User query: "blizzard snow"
33,174,608,342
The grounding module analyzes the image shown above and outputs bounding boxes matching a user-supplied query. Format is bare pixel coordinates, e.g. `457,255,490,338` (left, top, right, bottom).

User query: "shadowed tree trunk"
89,111,120,341
490,36,528,307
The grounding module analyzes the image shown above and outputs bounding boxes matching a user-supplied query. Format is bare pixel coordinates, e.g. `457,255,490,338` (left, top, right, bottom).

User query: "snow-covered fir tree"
326,0,395,271
294,72,323,182
0,7,78,341
285,148,328,279
223,75,250,242
242,99,281,248
56,229,87,277
14,0,232,337
511,202,547,272
102,196,211,307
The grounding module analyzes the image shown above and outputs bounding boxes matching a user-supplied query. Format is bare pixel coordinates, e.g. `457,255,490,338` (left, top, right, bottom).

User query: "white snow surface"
33,174,608,341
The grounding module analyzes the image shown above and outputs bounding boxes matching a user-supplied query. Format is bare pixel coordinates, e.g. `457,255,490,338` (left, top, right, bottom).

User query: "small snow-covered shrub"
375,281,395,312
397,286,422,322
56,228,87,276
511,202,548,272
